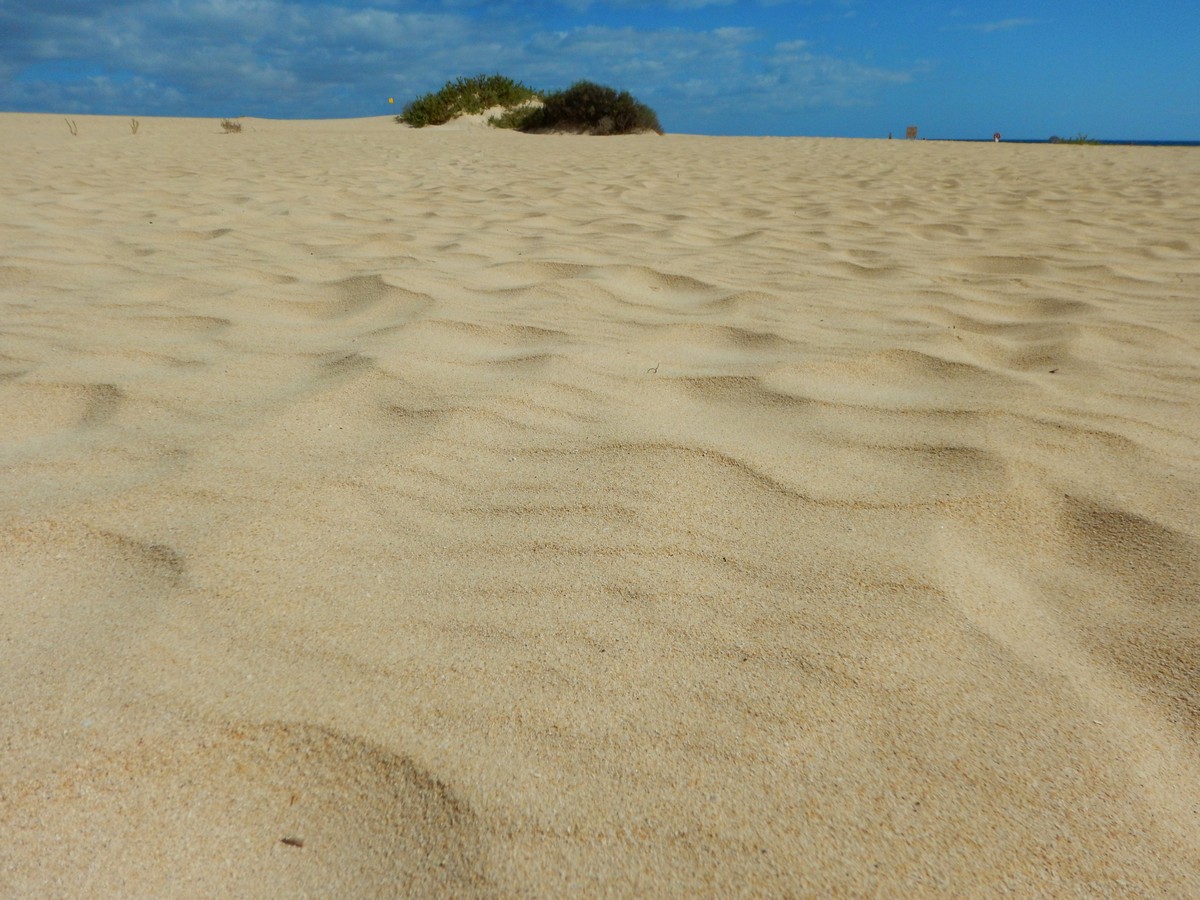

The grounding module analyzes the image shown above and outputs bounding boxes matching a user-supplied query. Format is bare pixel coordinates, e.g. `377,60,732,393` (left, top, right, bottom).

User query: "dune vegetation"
1049,133,1101,145
397,74,662,135
396,74,540,129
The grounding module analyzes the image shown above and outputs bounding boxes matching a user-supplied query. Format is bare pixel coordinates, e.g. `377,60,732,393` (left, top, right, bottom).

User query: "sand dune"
2,113,1199,895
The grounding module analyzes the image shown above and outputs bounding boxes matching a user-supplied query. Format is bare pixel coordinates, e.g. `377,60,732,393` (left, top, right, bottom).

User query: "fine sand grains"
2,114,1199,895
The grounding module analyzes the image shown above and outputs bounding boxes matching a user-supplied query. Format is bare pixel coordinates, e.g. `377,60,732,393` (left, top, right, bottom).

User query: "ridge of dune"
2,113,1199,895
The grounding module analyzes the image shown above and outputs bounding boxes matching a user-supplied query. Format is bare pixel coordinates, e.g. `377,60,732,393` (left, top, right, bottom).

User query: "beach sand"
2,112,1198,895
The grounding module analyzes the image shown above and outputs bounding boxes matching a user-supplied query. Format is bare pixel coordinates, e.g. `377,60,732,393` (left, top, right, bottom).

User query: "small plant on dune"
220,118,243,133
487,103,542,130
1049,132,1100,145
65,118,78,136
397,74,541,128
517,81,662,135
130,118,140,134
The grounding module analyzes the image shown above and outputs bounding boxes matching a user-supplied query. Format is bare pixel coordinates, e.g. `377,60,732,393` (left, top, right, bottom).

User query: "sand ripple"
2,114,1199,895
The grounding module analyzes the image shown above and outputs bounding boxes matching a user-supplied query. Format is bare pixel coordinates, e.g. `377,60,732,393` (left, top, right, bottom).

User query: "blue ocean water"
946,139,1200,147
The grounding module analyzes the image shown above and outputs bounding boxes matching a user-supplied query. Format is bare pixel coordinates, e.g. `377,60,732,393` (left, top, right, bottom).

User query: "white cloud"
522,25,755,88
953,18,1038,34
714,26,760,42
774,39,810,53
547,0,738,8
755,42,911,107
0,0,916,130
1,0,487,114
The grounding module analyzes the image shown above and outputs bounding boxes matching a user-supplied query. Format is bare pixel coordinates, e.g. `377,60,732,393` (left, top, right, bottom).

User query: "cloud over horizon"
0,0,916,134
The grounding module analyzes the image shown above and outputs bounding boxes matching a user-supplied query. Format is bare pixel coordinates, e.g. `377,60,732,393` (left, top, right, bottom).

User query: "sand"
2,112,1198,895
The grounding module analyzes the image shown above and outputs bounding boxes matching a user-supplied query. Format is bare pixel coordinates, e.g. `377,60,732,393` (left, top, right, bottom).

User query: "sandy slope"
2,113,1198,895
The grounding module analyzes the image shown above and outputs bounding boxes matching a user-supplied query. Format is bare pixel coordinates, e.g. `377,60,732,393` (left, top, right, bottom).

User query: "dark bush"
519,81,662,135
398,74,540,128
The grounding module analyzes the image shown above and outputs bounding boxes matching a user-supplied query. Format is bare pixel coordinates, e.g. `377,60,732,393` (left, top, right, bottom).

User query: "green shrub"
519,81,662,135
488,105,541,130
395,75,663,135
1049,133,1100,145
398,74,540,128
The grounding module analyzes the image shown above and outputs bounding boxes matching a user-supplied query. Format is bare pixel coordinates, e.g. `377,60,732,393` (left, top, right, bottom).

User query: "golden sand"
2,113,1199,895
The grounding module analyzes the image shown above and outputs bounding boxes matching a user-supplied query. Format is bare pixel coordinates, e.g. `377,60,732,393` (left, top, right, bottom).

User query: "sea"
947,139,1200,147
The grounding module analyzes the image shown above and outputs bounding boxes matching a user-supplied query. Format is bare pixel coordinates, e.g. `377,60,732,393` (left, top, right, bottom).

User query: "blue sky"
1,0,1196,138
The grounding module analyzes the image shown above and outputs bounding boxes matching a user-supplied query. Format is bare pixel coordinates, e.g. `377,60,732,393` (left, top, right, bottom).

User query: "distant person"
994,132,1002,142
